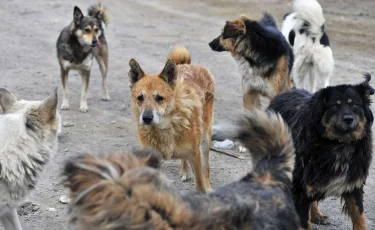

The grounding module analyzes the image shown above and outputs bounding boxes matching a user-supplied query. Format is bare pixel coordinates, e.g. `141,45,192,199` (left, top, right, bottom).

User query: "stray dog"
282,0,334,93
127,46,214,192
0,88,60,230
57,4,110,112
268,74,374,230
209,12,294,110
63,110,300,230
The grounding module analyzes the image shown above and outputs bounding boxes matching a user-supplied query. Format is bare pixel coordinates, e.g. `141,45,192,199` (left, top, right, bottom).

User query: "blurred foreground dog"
63,110,299,230
127,46,215,192
282,0,334,93
0,88,60,230
57,4,110,112
269,74,374,230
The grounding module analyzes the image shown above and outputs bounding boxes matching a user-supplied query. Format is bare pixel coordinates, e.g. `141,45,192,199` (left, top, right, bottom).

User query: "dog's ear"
0,88,17,112
73,6,84,25
132,148,162,169
38,88,58,123
160,59,177,86
222,20,246,39
307,89,327,131
356,73,374,125
128,59,145,88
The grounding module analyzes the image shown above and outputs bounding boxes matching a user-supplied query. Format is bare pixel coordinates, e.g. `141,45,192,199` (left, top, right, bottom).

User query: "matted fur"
63,110,299,230
268,74,374,230
127,46,215,192
0,88,60,230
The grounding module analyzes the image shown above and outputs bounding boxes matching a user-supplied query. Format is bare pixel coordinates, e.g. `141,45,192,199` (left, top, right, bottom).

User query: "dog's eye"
137,95,144,102
94,29,99,33
84,28,91,33
155,95,164,102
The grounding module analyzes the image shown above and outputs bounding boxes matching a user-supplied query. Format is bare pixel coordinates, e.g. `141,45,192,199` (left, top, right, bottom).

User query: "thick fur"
128,46,215,192
209,12,294,110
268,74,374,230
282,0,334,93
56,4,110,113
0,88,60,230
63,110,299,230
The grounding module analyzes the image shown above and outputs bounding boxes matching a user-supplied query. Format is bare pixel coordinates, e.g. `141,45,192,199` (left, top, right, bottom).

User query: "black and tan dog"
209,13,294,110
269,74,374,230
56,4,110,112
63,110,299,230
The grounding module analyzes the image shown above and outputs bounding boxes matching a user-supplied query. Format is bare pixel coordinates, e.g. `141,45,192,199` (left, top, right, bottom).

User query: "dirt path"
0,0,374,229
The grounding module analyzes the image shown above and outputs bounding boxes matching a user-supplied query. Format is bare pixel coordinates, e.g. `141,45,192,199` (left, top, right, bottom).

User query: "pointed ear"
239,14,250,20
0,88,17,112
73,6,84,25
357,73,375,97
39,88,58,122
160,59,177,85
222,20,246,39
128,59,145,88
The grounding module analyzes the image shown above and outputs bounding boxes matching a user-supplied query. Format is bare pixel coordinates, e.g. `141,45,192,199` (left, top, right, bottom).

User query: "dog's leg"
342,187,366,230
201,93,214,191
0,208,23,230
180,159,191,182
95,50,110,101
189,147,205,192
295,198,312,230
310,201,329,225
60,68,70,110
242,91,261,110
79,70,90,113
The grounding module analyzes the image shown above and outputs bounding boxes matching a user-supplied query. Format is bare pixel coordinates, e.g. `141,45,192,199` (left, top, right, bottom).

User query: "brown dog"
127,46,215,192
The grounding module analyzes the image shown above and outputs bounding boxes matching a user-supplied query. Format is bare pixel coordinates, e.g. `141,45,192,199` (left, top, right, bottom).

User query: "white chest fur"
63,53,93,71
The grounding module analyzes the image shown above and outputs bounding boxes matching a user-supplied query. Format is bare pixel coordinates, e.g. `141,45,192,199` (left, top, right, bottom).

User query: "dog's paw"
79,105,88,113
61,102,69,110
311,214,329,225
180,170,192,182
238,145,247,153
102,95,111,101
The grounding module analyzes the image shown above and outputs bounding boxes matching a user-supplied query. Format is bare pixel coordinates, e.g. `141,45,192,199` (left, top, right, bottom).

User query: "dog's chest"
63,53,93,71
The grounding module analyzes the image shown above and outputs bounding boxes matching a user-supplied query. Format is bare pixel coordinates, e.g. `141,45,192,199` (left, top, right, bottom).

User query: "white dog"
0,88,60,230
282,0,334,93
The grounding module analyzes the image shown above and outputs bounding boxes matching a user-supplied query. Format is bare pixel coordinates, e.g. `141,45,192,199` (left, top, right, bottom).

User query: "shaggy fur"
282,0,334,93
128,46,215,192
268,74,374,230
57,4,110,112
0,88,60,230
209,12,294,110
63,110,299,230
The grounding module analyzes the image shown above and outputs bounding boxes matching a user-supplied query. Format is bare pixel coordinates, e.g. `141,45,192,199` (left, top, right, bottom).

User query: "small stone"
46,207,57,212
110,120,116,124
212,139,234,150
63,149,69,152
62,122,74,127
59,195,70,204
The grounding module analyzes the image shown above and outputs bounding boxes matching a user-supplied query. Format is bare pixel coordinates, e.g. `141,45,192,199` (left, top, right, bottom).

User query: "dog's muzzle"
209,37,226,52
141,111,154,125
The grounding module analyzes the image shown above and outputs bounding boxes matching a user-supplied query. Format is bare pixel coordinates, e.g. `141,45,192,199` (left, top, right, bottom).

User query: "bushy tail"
259,12,277,28
294,0,325,36
63,149,193,230
88,4,110,26
167,45,191,65
219,110,295,182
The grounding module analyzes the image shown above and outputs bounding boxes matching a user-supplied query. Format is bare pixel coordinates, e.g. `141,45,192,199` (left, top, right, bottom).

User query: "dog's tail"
88,4,110,26
63,149,194,229
259,12,277,28
219,110,295,183
294,0,325,37
167,45,191,65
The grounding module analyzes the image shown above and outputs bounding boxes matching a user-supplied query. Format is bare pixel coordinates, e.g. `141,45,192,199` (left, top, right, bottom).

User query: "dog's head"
128,59,178,126
208,15,253,56
310,73,374,143
72,6,103,48
0,88,60,136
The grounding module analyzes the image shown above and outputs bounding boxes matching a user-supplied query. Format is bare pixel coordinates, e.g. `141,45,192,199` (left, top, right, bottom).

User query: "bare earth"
0,0,374,229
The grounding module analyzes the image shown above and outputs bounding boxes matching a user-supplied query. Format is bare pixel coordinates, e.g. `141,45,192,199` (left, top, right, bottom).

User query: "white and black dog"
282,0,334,93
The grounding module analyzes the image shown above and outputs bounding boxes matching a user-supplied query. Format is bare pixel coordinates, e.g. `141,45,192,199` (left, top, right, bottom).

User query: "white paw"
238,145,247,153
102,95,110,101
79,103,88,113
180,171,192,182
60,102,69,110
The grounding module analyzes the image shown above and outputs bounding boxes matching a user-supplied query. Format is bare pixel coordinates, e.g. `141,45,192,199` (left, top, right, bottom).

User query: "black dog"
268,74,374,230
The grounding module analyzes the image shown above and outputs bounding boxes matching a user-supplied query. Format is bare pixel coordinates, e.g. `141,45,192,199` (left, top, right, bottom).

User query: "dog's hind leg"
189,147,205,192
60,68,70,110
310,201,329,225
309,69,318,93
295,197,313,230
0,208,23,230
342,187,367,230
201,93,214,191
95,48,110,101
180,160,191,182
79,70,90,113
243,91,261,110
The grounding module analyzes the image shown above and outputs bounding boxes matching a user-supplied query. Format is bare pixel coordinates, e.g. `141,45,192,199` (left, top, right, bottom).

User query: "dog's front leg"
295,197,312,230
342,187,367,230
79,70,91,113
189,148,205,192
0,208,23,230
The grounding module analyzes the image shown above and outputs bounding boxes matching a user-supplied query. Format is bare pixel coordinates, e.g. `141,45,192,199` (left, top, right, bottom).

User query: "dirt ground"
0,0,374,229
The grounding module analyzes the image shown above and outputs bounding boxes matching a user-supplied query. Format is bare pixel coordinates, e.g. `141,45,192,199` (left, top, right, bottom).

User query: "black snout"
209,37,226,52
92,39,98,46
142,112,154,124
343,115,354,124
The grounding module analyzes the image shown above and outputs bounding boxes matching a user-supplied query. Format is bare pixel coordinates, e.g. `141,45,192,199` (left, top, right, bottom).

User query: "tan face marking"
348,99,352,103
337,100,341,104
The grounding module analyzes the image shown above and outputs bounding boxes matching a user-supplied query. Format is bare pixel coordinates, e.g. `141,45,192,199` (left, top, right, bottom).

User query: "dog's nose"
142,113,154,124
92,39,98,45
343,115,354,124
208,41,213,49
